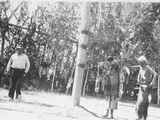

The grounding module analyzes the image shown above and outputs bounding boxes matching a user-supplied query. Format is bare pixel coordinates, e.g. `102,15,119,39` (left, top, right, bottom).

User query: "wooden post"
51,63,57,91
72,2,90,106
158,75,160,104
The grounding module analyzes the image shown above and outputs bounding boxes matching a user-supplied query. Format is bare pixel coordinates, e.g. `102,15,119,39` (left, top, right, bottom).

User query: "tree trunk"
50,49,55,64
66,64,75,94
97,2,102,29
1,34,5,58
72,2,90,106
82,67,89,96
51,62,57,91
158,75,160,104
42,44,47,63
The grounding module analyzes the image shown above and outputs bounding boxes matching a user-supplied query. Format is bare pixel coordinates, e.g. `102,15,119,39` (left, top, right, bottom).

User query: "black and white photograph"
0,0,159,120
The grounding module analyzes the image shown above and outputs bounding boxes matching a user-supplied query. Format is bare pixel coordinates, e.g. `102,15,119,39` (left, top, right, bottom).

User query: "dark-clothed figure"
103,56,120,119
6,46,30,101
136,56,157,120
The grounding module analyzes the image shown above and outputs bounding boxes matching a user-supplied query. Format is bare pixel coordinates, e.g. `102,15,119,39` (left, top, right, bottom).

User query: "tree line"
0,2,160,99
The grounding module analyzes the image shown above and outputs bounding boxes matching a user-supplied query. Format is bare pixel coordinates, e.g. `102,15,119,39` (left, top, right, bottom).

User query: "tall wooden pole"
158,75,160,104
72,2,90,106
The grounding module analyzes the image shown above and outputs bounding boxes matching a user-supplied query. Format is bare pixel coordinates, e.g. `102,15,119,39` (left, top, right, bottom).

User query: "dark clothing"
104,62,120,97
8,68,25,99
102,61,120,110
136,85,152,120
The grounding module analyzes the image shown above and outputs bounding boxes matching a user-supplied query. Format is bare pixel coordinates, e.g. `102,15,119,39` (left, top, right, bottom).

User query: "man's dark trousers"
8,68,25,99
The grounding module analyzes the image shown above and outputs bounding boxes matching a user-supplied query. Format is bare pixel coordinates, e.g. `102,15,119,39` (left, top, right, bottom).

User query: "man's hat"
16,45,23,49
16,46,24,52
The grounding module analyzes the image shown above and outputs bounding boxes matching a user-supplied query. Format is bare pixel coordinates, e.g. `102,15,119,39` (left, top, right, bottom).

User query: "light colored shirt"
137,65,157,85
6,53,30,73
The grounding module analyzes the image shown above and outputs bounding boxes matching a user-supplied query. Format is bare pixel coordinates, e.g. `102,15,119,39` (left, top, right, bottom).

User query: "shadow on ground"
0,98,58,108
79,105,103,118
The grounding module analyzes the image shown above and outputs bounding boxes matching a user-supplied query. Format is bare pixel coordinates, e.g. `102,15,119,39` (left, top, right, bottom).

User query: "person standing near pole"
135,55,157,120
6,46,30,101
103,56,120,119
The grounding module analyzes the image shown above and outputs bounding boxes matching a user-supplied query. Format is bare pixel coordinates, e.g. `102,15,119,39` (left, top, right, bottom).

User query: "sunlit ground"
0,88,159,120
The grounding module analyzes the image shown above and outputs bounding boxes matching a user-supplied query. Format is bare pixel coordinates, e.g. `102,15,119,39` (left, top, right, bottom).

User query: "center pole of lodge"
72,2,90,106
158,75,160,104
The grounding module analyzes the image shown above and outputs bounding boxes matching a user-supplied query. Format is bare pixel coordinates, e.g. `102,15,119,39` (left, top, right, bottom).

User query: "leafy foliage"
1,2,160,91
0,1,80,89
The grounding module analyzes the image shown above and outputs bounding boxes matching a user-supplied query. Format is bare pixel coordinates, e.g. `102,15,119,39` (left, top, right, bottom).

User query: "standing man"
135,55,157,120
6,46,30,101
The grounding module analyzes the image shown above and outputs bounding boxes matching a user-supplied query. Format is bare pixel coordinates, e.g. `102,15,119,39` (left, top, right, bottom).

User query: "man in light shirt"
6,46,30,101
